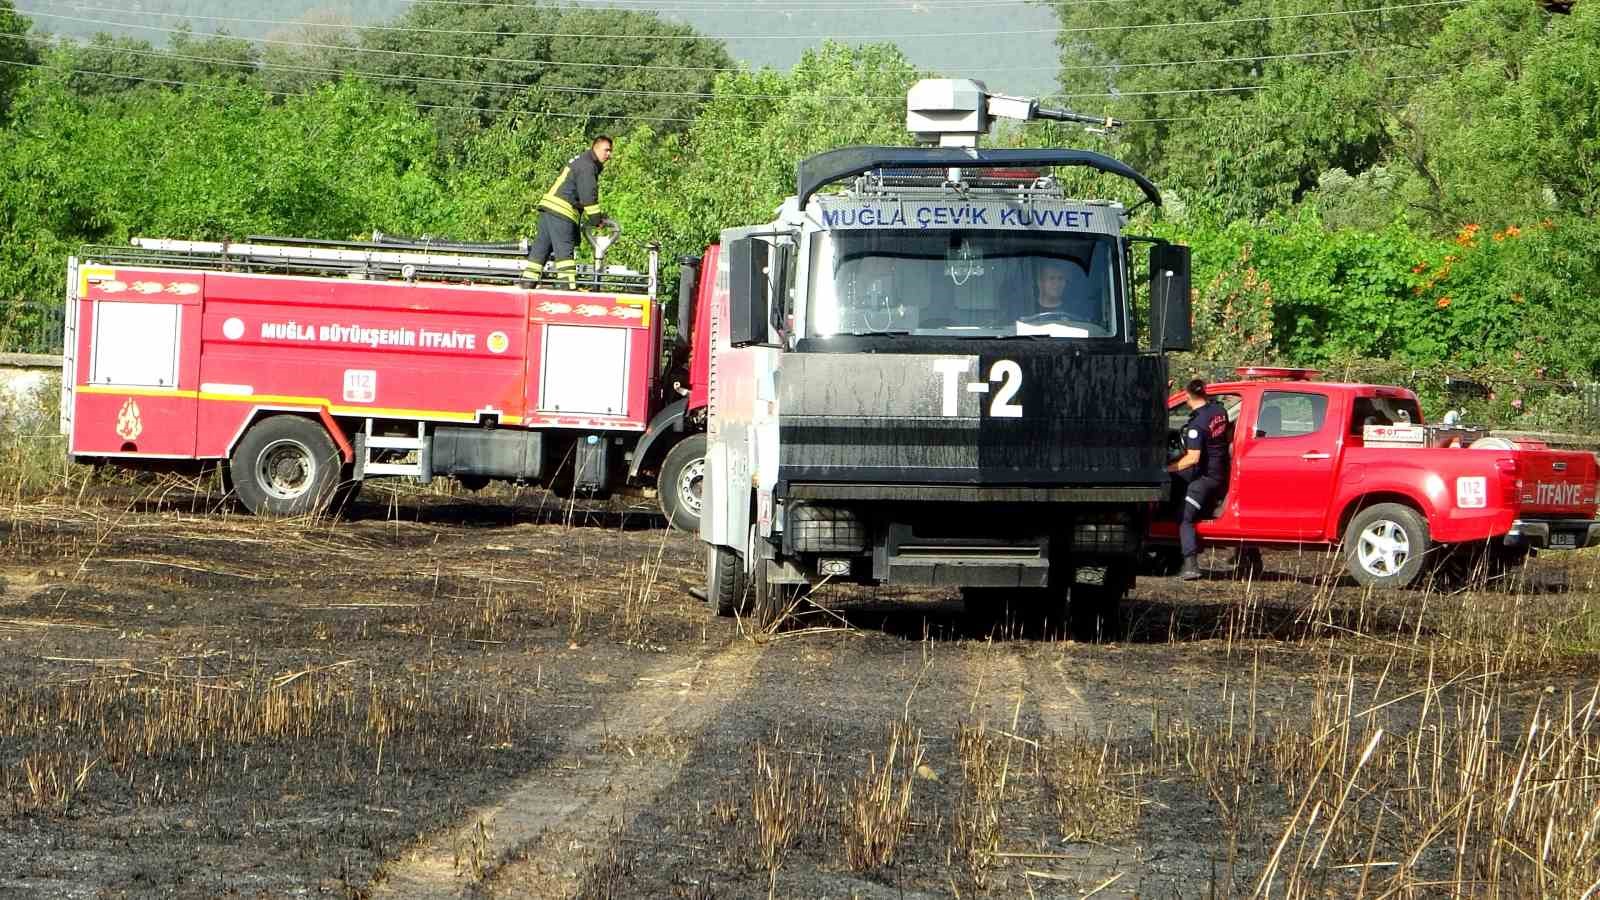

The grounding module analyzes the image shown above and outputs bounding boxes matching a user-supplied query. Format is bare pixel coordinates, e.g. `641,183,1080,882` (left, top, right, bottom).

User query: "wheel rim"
257,439,316,501
1357,519,1412,577
676,457,705,518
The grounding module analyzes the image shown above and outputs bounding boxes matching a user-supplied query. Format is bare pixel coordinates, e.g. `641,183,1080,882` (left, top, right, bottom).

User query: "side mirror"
1149,243,1192,352
728,238,770,347
675,255,701,351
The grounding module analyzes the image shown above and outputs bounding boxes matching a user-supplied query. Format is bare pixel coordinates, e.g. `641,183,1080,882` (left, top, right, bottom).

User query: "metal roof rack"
80,237,654,295
797,147,1162,209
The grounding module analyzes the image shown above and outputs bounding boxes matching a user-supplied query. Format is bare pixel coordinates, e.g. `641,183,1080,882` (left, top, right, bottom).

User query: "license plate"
1551,532,1579,549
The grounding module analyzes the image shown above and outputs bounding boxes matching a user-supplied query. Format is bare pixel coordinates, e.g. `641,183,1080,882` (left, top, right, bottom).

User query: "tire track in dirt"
961,640,1097,738
371,639,762,899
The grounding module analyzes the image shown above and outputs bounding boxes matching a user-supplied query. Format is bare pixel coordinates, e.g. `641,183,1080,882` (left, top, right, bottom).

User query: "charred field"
2,480,1599,899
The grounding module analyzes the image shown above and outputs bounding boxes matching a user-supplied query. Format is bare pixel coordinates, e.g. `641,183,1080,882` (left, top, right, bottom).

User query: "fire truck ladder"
355,420,430,482
101,237,657,295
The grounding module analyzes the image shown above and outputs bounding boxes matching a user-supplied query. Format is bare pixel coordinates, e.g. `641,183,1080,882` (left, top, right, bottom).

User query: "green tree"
51,29,259,97
615,42,918,267
0,75,444,324
0,0,38,119
1048,0,1456,218
355,4,732,149
1392,0,1598,229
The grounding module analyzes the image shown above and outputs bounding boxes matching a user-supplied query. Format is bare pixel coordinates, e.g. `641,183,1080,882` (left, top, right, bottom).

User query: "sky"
27,0,1065,98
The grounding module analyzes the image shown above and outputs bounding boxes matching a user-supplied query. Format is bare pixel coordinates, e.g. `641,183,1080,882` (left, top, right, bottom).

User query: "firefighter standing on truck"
528,135,613,288
1167,378,1230,581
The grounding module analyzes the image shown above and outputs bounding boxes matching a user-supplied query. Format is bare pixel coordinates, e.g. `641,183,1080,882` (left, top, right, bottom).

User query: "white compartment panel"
91,302,180,387
540,325,629,415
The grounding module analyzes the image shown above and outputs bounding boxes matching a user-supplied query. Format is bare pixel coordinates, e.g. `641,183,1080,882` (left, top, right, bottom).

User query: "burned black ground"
1,485,1597,898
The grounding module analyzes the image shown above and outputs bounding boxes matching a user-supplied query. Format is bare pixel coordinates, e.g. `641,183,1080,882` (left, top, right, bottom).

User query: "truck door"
1232,388,1340,539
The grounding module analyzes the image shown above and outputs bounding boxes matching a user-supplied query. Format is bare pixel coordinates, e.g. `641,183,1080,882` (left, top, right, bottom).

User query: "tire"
1140,547,1184,577
961,587,1060,636
748,557,795,632
229,416,341,517
1343,503,1430,588
1070,563,1130,642
706,543,746,618
1231,546,1266,580
1437,543,1531,592
657,434,707,533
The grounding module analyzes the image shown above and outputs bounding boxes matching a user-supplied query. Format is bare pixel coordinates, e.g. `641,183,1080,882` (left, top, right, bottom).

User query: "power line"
399,0,1125,9
21,26,1406,80
17,0,1471,43
0,56,1446,128
21,35,1413,105
13,5,1457,83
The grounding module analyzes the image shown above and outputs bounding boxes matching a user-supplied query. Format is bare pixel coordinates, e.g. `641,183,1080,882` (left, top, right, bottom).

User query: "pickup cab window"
1257,391,1329,438
1349,396,1422,434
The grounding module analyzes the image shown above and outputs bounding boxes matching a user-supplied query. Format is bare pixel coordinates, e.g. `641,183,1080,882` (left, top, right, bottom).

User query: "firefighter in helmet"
527,135,613,289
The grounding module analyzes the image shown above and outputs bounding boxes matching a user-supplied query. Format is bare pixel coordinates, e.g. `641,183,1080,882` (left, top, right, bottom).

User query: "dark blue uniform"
1177,400,1230,558
530,149,606,289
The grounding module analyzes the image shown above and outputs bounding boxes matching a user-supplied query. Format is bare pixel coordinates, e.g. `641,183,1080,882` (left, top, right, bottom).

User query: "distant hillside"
28,0,1060,96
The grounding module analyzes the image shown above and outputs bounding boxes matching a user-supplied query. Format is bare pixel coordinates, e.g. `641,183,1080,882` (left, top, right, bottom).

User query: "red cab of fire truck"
1148,368,1600,587
698,79,1196,633
60,232,715,530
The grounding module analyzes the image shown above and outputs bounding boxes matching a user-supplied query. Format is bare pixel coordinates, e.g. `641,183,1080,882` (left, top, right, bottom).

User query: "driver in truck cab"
1031,259,1098,322
1166,379,1230,581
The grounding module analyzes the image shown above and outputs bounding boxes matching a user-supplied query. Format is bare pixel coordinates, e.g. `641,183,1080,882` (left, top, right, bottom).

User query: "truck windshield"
806,230,1121,339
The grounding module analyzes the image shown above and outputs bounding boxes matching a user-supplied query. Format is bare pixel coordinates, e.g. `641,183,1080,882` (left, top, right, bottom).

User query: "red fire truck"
59,234,718,529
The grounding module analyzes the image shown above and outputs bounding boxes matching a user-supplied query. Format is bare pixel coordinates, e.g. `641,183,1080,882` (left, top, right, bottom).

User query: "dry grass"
1042,732,1142,844
0,667,529,819
842,718,925,872
749,731,828,875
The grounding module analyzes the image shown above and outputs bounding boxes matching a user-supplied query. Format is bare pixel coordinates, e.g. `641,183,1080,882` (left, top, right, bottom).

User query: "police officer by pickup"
527,135,613,289
1166,378,1230,580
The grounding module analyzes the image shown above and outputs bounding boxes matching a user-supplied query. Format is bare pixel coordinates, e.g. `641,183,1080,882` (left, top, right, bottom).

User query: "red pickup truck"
1150,369,1600,588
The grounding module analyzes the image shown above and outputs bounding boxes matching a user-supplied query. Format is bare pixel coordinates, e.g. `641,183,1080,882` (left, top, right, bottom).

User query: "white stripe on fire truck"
200,383,254,396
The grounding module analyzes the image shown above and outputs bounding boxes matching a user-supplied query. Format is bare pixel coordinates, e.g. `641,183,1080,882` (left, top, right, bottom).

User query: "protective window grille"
0,301,65,355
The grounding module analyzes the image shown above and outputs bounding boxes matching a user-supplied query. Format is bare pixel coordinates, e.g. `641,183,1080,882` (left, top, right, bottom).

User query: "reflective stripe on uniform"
1185,495,1203,509
540,166,580,222
582,204,604,215
540,195,579,223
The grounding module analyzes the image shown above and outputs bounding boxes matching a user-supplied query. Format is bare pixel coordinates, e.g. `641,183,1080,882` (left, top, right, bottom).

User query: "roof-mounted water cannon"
906,78,1122,149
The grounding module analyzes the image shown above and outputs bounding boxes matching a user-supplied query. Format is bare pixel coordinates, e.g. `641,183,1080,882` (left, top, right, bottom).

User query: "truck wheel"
230,416,341,517
1070,564,1130,642
1231,547,1266,580
1344,504,1429,588
961,588,1059,637
1140,547,1183,577
748,558,795,632
657,434,706,533
706,543,746,617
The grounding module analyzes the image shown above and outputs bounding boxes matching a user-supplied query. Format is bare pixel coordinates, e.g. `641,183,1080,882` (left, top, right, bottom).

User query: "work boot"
1179,555,1203,581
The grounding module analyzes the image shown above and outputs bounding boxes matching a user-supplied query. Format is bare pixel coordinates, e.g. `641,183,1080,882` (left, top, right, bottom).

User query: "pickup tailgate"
1515,449,1599,517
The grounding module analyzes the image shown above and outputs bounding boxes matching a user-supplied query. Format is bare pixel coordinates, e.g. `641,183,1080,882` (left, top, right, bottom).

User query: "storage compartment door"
539,325,629,416
91,301,182,387
80,300,196,456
